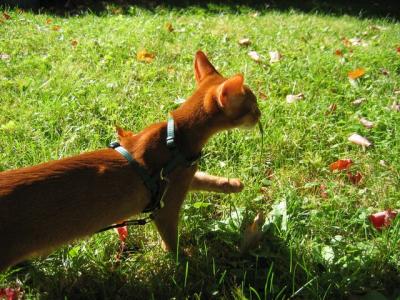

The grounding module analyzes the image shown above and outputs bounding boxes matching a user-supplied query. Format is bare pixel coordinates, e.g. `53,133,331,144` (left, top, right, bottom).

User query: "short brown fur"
0,51,260,271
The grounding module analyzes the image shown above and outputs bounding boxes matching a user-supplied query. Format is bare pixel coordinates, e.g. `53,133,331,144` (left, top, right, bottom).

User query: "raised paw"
219,178,244,193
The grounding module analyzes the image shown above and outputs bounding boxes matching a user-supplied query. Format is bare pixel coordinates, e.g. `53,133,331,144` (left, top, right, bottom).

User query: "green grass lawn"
1,4,400,299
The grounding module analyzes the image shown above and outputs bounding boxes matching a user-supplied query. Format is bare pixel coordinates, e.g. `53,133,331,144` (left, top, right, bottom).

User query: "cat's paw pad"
222,178,244,193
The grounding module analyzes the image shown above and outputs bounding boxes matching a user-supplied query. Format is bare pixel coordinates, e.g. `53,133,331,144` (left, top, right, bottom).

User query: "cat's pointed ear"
194,50,219,84
116,126,133,138
217,74,245,108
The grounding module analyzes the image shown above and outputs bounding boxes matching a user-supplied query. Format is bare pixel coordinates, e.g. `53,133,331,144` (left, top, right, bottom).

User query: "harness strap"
109,141,159,199
163,116,201,177
98,116,202,233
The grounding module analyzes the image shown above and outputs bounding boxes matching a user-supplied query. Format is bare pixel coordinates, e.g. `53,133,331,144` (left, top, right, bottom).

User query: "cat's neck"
171,97,220,158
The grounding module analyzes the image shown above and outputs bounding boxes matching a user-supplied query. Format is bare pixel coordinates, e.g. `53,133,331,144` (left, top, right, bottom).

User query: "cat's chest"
169,166,197,190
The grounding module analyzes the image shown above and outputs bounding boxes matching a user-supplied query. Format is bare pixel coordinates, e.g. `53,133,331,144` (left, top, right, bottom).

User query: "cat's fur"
0,51,260,271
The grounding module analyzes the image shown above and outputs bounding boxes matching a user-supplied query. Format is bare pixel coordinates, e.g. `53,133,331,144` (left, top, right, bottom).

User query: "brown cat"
0,51,261,271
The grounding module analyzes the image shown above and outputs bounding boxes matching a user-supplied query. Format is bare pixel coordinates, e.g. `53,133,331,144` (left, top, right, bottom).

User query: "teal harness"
97,117,201,232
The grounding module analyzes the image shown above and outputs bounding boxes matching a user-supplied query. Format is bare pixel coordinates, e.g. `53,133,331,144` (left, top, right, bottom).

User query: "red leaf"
369,210,398,230
329,159,352,171
334,49,343,56
0,287,21,300
397,47,400,54
347,171,362,185
115,226,128,242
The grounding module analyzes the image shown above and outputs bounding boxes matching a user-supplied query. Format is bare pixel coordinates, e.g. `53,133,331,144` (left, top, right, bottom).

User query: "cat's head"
194,50,261,129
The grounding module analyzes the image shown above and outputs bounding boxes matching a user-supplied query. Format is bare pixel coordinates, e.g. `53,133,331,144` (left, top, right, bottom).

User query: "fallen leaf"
369,210,397,230
269,51,282,63
46,18,52,24
396,47,400,54
330,159,352,171
0,53,10,60
349,37,368,47
3,12,11,20
334,49,344,56
327,103,337,113
342,38,352,47
71,39,78,47
348,133,372,147
347,171,362,185
52,25,61,31
352,98,365,106
174,97,186,104
390,101,400,112
238,38,251,46
286,93,304,103
360,117,374,128
348,68,366,80
259,92,268,100
248,51,261,62
240,212,265,254
0,287,22,300
165,23,174,32
320,184,328,198
115,226,128,242
137,50,155,63
380,68,389,76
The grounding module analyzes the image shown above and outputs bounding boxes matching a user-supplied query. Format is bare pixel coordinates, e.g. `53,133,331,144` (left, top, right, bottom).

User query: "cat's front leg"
190,171,244,193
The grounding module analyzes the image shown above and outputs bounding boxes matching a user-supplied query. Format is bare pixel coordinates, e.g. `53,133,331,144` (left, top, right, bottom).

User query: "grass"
1,4,400,299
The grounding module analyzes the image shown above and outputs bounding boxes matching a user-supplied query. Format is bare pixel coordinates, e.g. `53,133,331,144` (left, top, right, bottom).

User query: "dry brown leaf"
329,159,353,171
348,68,366,80
165,23,174,32
348,133,372,147
360,117,374,129
320,184,328,198
391,101,400,112
52,25,61,31
269,51,282,63
334,49,344,56
259,92,268,100
0,53,10,60
137,50,155,63
248,51,261,62
397,47,400,54
240,212,265,254
71,39,78,47
286,93,304,104
46,18,52,24
349,37,368,47
3,12,11,20
347,171,363,185
238,38,251,46
381,68,390,76
327,103,337,114
352,98,365,106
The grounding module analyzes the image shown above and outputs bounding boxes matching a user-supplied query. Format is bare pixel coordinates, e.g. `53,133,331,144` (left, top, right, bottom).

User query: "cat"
0,51,261,271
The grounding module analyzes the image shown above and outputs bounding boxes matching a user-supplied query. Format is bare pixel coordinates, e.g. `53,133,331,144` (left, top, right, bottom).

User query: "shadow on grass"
5,225,400,299
1,0,400,20
6,229,312,299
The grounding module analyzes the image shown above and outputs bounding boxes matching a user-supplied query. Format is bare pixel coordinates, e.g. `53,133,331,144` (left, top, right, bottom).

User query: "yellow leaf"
348,68,365,80
137,50,155,63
